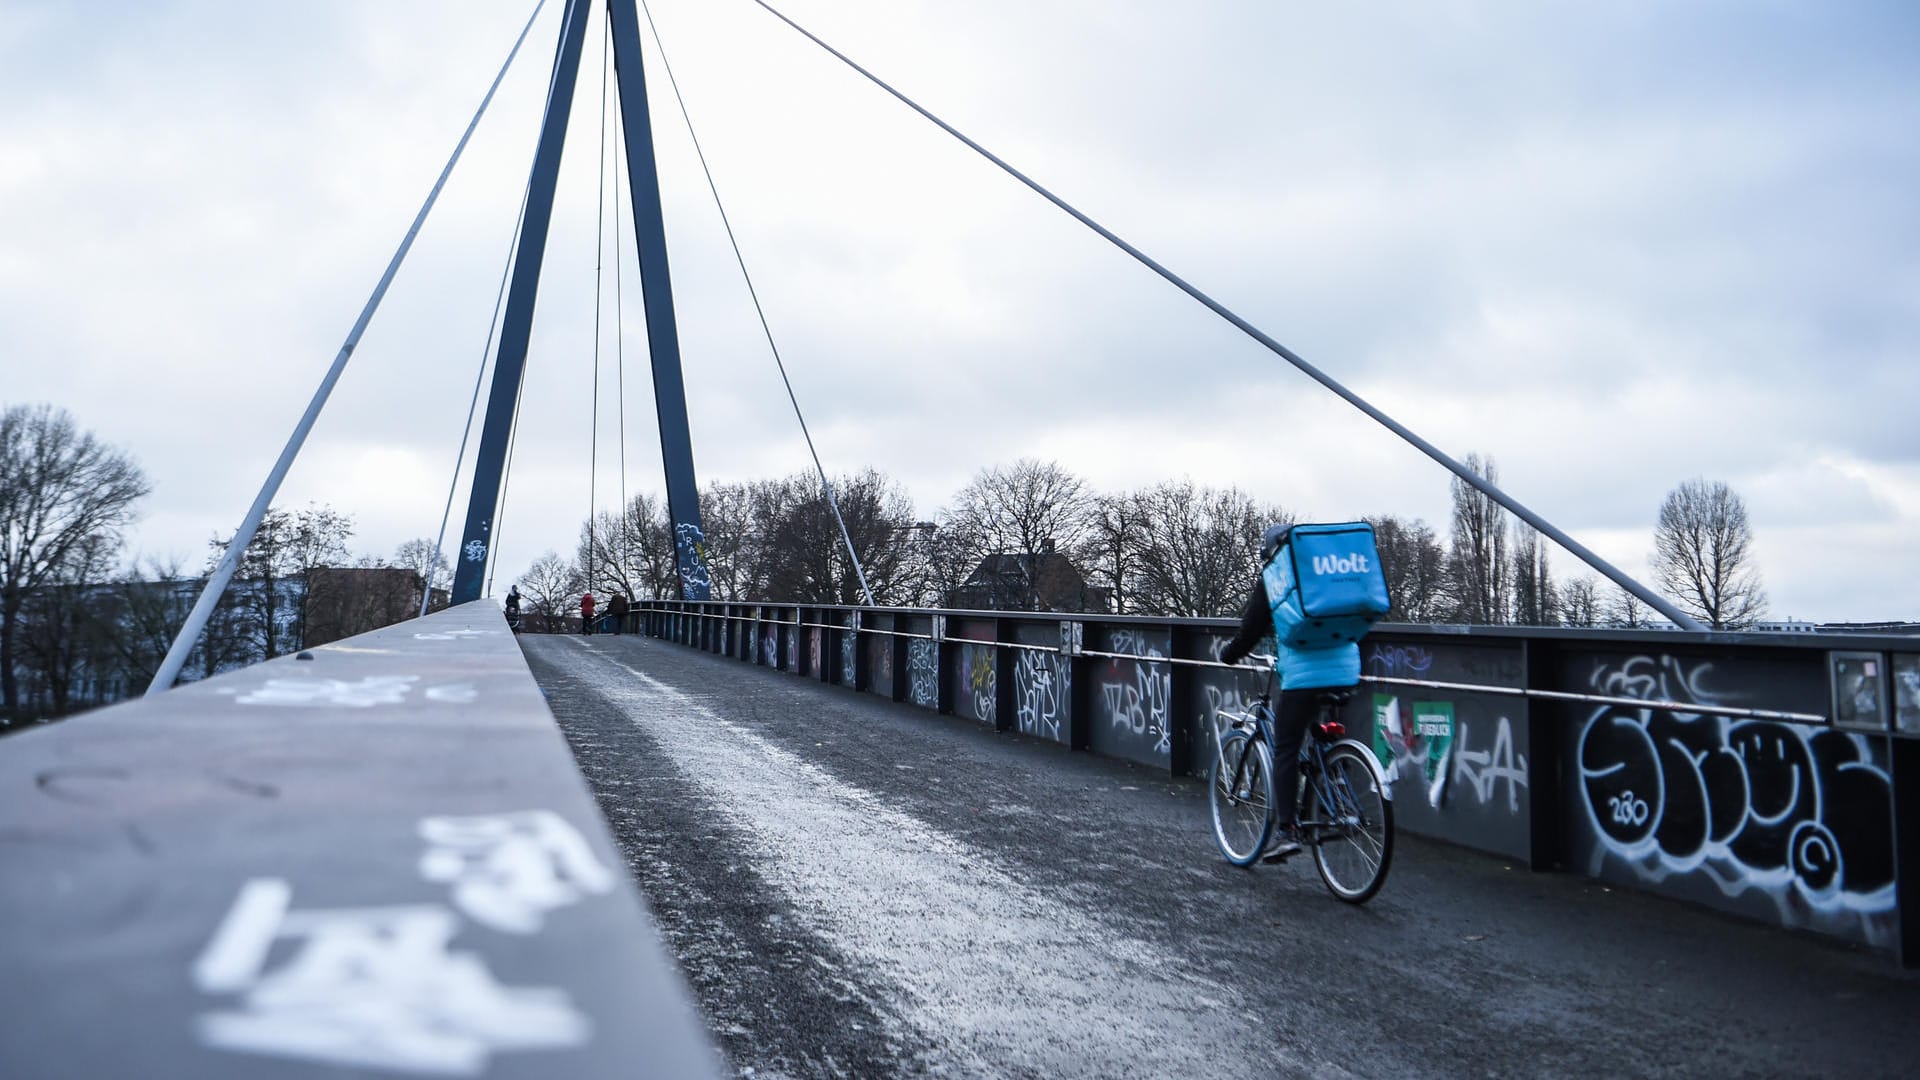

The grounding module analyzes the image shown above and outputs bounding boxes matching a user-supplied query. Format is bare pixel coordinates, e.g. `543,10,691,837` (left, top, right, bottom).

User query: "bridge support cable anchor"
746,0,1702,631
635,0,876,606
147,0,555,695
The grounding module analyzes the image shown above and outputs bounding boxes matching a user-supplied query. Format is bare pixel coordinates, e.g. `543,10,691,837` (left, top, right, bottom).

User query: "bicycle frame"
1218,686,1378,844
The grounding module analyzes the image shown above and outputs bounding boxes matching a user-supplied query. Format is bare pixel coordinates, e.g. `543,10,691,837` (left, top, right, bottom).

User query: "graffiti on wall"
1575,654,1895,941
841,634,856,686
808,631,822,677
1372,695,1528,813
959,645,996,726
673,523,711,599
871,636,893,692
907,640,937,708
1097,629,1170,757
760,627,777,667
1014,650,1064,741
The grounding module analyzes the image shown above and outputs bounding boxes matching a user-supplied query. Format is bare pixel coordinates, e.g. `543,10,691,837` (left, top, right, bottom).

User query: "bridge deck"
528,631,1920,1078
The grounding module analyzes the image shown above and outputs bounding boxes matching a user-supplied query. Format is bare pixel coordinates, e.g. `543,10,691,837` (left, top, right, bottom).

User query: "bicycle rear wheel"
1209,730,1275,866
1305,743,1393,902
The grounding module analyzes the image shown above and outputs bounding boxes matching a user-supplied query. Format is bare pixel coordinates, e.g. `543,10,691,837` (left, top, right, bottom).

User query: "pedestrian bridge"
5,601,1918,1075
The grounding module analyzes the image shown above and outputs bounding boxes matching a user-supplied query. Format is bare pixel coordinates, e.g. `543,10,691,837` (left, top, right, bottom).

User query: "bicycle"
1209,681,1394,903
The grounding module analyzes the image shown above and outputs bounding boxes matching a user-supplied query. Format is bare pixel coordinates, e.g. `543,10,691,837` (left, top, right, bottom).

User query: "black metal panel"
1086,625,1173,767
905,635,938,710
1181,627,1270,780
950,619,997,729
0,602,720,1078
1560,642,1895,947
634,599,1919,962
1009,647,1070,747
1362,637,1532,861
867,625,894,700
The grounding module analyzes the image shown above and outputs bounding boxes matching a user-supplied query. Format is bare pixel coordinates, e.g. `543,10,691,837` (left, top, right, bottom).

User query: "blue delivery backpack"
1262,522,1392,649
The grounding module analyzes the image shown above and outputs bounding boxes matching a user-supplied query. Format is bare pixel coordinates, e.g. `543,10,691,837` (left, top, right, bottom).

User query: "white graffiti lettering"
417,811,617,935
193,879,591,1075
1450,717,1530,814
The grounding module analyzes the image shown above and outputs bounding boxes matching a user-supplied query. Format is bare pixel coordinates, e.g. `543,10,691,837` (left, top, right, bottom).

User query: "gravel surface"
523,632,1920,1079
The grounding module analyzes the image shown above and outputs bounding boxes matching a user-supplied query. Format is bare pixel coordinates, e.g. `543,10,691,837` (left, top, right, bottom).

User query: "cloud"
3,0,1916,622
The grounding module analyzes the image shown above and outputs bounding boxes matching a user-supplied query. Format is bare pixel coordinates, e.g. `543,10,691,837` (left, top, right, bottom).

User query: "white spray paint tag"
192,878,592,1075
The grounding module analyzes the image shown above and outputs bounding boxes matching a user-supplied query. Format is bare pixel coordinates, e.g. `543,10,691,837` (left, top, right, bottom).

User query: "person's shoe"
1262,825,1303,863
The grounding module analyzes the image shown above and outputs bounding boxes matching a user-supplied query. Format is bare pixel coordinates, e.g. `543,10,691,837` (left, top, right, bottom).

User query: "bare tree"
1126,481,1283,617
209,504,353,659
1653,477,1767,629
943,459,1095,611
1560,574,1603,627
1607,583,1651,628
18,533,118,716
393,538,452,607
1511,524,1559,626
1367,515,1447,622
752,470,918,605
516,551,582,624
697,481,756,601
1087,494,1144,615
578,493,675,602
0,404,149,724
1446,453,1511,625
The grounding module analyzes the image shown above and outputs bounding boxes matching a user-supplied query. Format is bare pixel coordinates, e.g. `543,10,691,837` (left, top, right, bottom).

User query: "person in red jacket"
579,592,595,635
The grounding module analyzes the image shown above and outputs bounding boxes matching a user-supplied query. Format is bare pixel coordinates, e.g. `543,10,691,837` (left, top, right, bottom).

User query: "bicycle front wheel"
1306,743,1394,903
1209,730,1276,866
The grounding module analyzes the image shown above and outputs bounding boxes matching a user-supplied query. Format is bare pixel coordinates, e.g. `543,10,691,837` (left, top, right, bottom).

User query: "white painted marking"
194,878,292,993
418,811,617,934
192,879,591,1074
425,683,480,705
236,676,418,708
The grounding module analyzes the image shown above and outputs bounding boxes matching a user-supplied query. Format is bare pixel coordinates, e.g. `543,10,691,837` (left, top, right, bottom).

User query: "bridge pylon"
451,0,710,605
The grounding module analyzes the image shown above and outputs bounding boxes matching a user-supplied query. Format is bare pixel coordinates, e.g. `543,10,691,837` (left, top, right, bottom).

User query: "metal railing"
633,598,1920,966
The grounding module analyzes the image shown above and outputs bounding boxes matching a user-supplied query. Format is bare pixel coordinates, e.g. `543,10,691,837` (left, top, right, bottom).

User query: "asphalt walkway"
522,632,1920,1079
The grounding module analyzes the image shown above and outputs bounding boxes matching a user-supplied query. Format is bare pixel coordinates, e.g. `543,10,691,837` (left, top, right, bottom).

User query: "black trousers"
1268,688,1322,828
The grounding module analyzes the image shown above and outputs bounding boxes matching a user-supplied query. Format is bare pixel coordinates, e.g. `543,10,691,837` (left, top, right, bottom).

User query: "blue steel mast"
453,0,709,603
607,0,709,600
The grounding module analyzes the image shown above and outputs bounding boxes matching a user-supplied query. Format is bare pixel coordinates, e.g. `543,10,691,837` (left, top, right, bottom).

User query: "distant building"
949,540,1110,614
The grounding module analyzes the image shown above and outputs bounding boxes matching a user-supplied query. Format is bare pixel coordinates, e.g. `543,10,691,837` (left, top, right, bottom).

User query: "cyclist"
1218,523,1362,862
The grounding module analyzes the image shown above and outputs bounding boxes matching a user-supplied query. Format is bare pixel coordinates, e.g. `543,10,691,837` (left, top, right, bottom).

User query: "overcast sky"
3,0,1916,622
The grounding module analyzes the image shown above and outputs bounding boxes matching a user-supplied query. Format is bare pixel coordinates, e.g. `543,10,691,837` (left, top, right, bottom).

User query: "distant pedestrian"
504,586,522,633
607,592,629,635
580,592,595,635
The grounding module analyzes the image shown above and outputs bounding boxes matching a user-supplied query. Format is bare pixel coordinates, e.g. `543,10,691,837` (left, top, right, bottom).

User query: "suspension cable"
638,0,877,607
421,176,531,617
148,0,553,695
743,0,1704,632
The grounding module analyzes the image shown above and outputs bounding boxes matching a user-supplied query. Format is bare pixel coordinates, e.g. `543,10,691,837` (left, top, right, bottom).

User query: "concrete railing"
634,599,1920,966
0,601,720,1078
